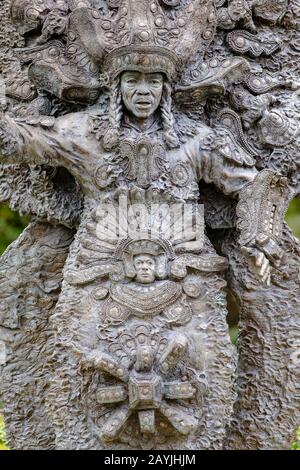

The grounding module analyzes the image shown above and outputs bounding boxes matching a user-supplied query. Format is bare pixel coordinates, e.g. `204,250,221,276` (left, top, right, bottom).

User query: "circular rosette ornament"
84,327,202,445
94,163,116,189
164,297,192,325
101,298,131,325
183,275,202,298
258,110,299,148
171,163,191,187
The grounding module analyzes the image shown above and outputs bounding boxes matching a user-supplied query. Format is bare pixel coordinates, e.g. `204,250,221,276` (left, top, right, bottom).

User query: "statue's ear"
156,255,168,279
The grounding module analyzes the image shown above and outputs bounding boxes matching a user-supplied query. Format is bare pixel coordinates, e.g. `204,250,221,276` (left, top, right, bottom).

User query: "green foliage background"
0,205,29,255
0,201,300,450
0,413,8,450
286,199,300,240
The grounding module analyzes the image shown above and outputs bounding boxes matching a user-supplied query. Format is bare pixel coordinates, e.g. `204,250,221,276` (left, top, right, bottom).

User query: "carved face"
133,254,156,284
121,71,164,119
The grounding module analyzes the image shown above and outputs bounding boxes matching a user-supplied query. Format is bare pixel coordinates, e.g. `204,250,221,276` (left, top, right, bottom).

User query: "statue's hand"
241,239,285,286
242,246,271,285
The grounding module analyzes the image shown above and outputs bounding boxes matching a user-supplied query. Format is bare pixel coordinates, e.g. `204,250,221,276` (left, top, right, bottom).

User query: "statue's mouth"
135,99,152,109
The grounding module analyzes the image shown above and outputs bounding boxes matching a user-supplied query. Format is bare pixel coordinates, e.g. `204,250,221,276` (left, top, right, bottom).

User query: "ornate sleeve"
199,128,258,198
198,128,290,260
236,170,290,265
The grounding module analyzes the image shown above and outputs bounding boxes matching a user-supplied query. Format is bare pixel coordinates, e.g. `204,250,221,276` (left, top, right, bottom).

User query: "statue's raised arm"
0,110,93,183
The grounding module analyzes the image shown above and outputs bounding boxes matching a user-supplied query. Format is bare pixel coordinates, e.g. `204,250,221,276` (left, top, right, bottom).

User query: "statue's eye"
127,79,137,85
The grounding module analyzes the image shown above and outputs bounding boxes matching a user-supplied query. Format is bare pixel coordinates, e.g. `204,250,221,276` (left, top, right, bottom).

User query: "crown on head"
126,240,163,257
115,234,175,260
70,0,217,80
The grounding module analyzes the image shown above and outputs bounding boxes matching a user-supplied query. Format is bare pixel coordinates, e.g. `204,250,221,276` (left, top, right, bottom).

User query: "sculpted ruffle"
209,127,256,168
0,114,21,159
199,127,258,198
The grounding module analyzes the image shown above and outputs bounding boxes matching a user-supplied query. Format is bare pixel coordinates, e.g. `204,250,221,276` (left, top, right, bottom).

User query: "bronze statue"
0,0,299,450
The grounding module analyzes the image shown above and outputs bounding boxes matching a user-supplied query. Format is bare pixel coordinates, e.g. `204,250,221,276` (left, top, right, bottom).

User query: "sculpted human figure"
0,0,298,451
0,65,284,278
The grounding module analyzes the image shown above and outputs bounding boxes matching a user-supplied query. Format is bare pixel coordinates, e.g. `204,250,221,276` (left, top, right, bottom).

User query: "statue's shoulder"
13,109,92,139
173,112,255,167
173,111,210,144
198,125,256,168
54,110,92,133
214,127,256,167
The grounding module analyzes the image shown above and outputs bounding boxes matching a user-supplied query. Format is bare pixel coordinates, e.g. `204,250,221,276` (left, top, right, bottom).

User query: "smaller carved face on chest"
123,239,169,283
133,254,156,284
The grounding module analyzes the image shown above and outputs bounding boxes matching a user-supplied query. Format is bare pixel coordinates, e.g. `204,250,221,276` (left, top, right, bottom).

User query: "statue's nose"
137,83,150,95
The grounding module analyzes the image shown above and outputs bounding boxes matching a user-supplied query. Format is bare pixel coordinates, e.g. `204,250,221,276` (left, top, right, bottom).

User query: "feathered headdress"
10,0,249,104
69,0,217,81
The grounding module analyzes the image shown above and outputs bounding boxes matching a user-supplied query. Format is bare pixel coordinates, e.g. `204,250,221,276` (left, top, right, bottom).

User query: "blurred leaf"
0,411,8,450
0,204,29,255
292,427,300,450
286,199,300,240
229,326,239,346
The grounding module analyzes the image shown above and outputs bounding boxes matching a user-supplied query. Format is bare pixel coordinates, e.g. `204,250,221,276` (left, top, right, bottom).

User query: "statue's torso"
57,111,210,204
44,111,236,449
